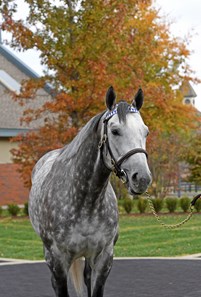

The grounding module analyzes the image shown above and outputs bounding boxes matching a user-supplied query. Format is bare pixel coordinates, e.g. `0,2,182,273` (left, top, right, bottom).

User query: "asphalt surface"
1,258,201,297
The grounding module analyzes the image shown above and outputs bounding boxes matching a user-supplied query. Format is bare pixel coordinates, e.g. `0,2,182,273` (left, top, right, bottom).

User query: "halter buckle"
98,134,107,149
112,160,128,184
119,169,128,184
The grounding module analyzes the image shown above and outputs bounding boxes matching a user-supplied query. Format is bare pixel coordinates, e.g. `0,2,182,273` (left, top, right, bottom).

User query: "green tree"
184,129,201,185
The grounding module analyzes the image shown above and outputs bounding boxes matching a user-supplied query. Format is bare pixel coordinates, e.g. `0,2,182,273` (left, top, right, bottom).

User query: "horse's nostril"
132,172,138,182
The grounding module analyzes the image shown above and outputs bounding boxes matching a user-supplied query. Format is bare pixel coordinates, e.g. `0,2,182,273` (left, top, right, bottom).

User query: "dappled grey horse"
29,86,152,297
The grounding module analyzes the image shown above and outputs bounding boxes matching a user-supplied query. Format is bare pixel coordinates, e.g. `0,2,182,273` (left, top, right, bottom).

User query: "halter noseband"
99,106,148,183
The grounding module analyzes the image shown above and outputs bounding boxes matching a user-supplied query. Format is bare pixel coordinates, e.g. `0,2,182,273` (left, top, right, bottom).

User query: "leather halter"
99,108,148,183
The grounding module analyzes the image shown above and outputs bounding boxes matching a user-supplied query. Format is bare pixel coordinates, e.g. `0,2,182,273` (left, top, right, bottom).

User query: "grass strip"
0,214,201,260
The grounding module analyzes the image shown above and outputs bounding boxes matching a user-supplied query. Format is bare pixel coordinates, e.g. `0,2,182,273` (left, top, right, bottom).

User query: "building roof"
0,43,40,79
0,43,51,137
180,81,197,98
0,69,21,94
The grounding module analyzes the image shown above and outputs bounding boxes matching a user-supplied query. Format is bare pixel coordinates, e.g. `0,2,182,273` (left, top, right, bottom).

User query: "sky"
1,0,201,110
155,0,201,111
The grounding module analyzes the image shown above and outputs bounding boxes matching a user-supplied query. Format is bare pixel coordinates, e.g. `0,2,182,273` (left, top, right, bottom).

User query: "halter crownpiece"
104,104,139,122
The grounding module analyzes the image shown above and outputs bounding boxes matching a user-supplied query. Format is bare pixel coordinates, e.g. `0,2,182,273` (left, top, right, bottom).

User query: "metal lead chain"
145,192,194,229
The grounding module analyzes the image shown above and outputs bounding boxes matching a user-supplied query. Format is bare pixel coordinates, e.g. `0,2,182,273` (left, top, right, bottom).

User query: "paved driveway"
0,258,201,297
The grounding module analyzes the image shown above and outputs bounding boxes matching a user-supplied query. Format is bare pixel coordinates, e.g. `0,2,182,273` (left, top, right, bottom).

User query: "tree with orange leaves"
0,0,199,188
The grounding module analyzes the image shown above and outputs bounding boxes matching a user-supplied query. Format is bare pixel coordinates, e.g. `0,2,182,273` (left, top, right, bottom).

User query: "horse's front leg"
44,246,70,297
92,248,114,297
84,259,92,297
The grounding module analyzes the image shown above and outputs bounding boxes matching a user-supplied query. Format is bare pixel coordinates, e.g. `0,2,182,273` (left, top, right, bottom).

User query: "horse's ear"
106,86,116,110
132,88,144,110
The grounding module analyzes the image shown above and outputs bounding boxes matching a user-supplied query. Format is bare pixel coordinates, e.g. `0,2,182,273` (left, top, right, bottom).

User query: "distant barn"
180,80,197,107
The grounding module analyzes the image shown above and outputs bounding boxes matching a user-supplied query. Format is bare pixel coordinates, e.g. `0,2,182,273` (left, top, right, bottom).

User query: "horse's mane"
58,101,131,161
60,111,105,161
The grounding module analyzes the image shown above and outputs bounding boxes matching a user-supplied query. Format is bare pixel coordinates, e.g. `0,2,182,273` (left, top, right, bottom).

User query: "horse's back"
29,148,62,234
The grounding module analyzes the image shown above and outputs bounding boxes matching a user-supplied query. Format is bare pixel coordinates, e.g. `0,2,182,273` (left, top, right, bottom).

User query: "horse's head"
100,86,152,195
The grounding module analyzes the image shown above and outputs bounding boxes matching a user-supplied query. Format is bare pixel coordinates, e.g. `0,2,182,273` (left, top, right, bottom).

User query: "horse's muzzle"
128,170,152,195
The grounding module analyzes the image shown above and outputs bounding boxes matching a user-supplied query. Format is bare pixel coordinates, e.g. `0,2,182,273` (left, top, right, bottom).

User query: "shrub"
194,198,201,212
180,197,191,213
151,198,164,213
0,206,2,216
165,197,178,213
137,197,148,213
123,198,133,214
117,199,125,213
24,202,29,216
7,204,20,216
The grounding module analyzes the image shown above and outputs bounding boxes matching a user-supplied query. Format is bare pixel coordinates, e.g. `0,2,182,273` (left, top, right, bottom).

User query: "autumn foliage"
0,0,200,189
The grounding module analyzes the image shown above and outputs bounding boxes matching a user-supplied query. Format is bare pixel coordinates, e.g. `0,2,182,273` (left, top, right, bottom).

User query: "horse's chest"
56,215,117,257
72,221,105,245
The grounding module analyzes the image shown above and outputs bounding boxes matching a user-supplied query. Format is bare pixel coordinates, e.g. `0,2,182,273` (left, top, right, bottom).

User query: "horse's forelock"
117,101,130,123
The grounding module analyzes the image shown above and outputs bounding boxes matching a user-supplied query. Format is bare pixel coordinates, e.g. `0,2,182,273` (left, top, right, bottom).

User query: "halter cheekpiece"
99,104,148,183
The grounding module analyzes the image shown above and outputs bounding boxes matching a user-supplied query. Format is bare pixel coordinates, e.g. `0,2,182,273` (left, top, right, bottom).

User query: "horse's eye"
111,129,120,136
146,130,150,137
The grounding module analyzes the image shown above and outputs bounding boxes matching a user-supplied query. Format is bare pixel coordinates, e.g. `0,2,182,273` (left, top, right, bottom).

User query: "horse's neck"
76,136,110,192
89,149,111,196
65,128,110,201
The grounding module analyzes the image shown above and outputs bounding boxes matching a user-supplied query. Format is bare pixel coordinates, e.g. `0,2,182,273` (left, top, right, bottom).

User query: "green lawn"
0,214,201,260
115,214,201,257
0,218,43,260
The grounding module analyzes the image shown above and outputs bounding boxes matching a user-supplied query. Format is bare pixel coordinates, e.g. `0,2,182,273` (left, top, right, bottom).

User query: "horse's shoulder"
31,148,62,183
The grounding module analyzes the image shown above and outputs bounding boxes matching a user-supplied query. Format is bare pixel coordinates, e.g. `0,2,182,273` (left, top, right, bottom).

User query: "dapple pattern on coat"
29,86,152,297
